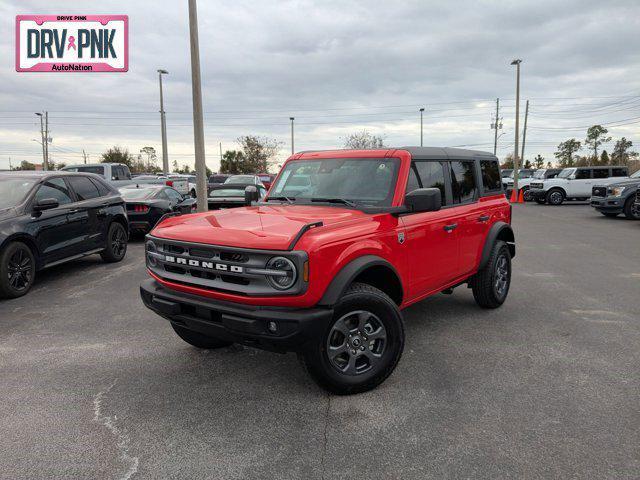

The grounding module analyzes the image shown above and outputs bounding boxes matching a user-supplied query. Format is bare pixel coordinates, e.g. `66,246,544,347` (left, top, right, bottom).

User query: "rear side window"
449,161,477,204
612,168,628,177
33,178,73,205
576,169,591,179
90,178,112,196
480,160,501,192
593,169,609,179
68,176,100,201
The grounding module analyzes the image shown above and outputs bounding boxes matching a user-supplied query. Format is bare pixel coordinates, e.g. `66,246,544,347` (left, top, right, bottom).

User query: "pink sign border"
15,15,129,72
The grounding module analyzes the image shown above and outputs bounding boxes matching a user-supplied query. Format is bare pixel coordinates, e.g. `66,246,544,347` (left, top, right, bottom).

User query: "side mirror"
244,185,259,206
33,198,59,212
404,188,441,213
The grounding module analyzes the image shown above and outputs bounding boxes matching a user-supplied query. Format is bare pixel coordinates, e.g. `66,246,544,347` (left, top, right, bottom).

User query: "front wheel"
172,324,232,349
522,188,533,201
546,189,565,206
623,197,640,220
300,283,404,395
470,240,511,309
100,222,128,263
0,242,36,299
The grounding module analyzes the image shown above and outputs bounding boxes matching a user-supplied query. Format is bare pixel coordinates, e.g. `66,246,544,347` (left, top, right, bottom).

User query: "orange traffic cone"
517,189,525,203
509,188,517,203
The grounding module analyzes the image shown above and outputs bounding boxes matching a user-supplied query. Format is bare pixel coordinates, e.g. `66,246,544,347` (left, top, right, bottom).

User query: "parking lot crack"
93,379,139,480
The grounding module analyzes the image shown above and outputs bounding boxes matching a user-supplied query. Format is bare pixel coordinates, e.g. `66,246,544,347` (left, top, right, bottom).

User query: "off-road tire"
546,188,565,206
300,282,404,395
522,187,532,201
171,324,233,349
623,196,640,220
0,241,36,299
100,222,128,263
470,240,511,309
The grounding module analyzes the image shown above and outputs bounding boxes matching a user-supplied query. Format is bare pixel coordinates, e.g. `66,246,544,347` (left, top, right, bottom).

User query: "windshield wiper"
310,198,358,208
267,196,295,204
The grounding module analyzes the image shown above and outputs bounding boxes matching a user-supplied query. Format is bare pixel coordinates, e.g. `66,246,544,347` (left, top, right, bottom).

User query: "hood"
600,178,640,188
151,204,372,250
0,207,18,222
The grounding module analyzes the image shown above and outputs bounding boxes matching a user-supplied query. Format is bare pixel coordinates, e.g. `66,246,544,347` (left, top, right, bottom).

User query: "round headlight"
266,256,297,290
146,240,158,267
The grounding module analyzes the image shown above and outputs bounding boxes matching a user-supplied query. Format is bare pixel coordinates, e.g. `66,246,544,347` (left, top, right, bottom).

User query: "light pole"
158,69,169,175
290,117,295,155
419,108,425,147
188,0,208,212
35,113,47,170
511,59,522,196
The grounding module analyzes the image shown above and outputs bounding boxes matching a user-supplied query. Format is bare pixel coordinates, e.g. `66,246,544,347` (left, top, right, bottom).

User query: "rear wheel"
0,242,36,299
470,241,511,309
546,189,565,206
171,324,232,349
100,222,128,263
300,283,404,395
623,196,640,220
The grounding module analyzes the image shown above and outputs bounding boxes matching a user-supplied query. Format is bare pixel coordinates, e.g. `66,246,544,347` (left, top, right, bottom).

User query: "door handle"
68,208,79,214
443,223,458,232
478,215,490,222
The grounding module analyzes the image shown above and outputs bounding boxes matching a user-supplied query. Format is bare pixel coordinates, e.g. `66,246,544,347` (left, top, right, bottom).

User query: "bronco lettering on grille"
164,255,243,273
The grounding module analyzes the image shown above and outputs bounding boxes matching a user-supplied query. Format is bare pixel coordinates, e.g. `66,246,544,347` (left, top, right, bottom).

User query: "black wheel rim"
111,226,127,257
326,310,387,376
550,192,562,204
494,254,509,298
7,247,32,292
631,203,640,219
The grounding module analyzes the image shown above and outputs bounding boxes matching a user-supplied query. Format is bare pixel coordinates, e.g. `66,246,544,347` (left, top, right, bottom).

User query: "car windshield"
510,170,534,179
268,157,400,206
0,176,38,207
631,170,640,179
533,170,546,179
225,175,254,184
119,187,158,200
64,165,105,176
210,188,244,198
558,168,575,178
258,175,272,182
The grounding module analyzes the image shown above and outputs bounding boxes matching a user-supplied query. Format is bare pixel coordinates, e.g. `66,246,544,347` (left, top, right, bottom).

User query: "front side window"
612,168,628,177
449,161,477,204
33,177,73,205
593,169,609,179
480,160,502,192
575,169,591,180
67,176,100,201
411,161,446,205
558,168,575,179
269,158,400,206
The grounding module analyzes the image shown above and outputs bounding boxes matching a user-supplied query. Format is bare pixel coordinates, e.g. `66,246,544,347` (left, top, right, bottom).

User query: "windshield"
64,165,105,176
119,187,158,200
631,170,640,179
0,176,38,207
533,170,546,179
259,175,272,182
225,175,254,184
268,157,400,206
510,169,534,179
209,188,244,198
558,168,575,178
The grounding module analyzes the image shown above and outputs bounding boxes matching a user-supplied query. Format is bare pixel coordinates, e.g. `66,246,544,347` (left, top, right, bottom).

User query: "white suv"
505,168,562,201
529,166,629,205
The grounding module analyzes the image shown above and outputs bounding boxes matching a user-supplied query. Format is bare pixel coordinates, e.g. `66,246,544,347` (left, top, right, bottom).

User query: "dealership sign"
16,15,128,72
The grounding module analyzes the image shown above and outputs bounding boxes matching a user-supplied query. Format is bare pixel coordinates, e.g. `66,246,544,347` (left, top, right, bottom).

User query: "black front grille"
592,186,607,197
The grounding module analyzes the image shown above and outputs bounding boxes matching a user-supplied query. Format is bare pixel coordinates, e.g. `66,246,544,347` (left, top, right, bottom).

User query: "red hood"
151,205,371,250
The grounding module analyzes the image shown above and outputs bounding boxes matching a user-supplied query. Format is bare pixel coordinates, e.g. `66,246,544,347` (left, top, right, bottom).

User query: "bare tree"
342,130,386,149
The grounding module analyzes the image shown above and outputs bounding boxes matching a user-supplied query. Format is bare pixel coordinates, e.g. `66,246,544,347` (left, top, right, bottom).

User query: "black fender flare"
318,255,402,307
479,222,516,270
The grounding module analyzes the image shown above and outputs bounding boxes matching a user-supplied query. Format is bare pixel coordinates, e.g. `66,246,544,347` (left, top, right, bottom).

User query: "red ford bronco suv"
140,147,515,394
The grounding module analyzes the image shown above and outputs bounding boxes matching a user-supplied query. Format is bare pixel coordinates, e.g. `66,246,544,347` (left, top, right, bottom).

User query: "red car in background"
257,173,276,190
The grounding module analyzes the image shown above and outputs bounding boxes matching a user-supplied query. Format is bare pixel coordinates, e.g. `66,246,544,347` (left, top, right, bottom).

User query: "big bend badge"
16,15,128,72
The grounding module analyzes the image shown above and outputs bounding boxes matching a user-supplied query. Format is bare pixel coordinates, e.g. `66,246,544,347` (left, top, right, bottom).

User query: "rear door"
30,177,78,265
66,176,106,252
400,160,461,299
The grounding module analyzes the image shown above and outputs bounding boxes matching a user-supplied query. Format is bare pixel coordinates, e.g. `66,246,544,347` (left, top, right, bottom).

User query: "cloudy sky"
1,0,639,171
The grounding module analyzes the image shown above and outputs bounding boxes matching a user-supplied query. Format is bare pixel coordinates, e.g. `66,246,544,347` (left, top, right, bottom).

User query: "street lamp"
290,117,295,155
419,108,425,147
158,69,169,175
510,59,522,195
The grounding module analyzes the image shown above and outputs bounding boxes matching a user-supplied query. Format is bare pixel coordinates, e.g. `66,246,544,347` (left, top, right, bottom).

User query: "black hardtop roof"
397,146,496,160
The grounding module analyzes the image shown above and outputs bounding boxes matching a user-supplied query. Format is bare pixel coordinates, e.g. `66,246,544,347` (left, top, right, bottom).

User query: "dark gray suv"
590,170,640,219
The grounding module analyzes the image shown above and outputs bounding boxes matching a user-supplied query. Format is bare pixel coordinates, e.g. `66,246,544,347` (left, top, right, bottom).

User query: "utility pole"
8,157,12,170
521,99,529,164
188,0,207,212
491,98,502,155
219,142,223,169
158,69,169,174
419,108,425,146
44,111,49,170
35,113,46,169
82,149,88,164
511,59,522,194
290,117,295,155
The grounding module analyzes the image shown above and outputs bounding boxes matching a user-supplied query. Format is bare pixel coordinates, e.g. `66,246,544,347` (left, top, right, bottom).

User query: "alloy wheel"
494,254,509,298
111,226,127,257
326,310,387,376
7,247,33,292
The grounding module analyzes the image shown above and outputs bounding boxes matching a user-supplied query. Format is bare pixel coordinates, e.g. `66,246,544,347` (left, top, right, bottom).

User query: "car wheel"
300,283,404,395
171,324,233,349
546,189,565,205
470,240,511,309
522,188,532,201
623,197,640,220
0,241,36,299
601,212,619,218
100,222,128,263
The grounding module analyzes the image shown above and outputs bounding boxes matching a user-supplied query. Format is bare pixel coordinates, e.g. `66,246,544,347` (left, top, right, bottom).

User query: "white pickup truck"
61,164,189,195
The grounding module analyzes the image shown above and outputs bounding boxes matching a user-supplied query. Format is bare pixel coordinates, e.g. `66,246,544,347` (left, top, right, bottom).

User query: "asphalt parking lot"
1,203,639,479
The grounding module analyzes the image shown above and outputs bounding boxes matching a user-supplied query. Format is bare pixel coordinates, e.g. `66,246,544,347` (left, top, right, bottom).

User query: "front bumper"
590,196,624,213
140,279,332,353
529,188,547,200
